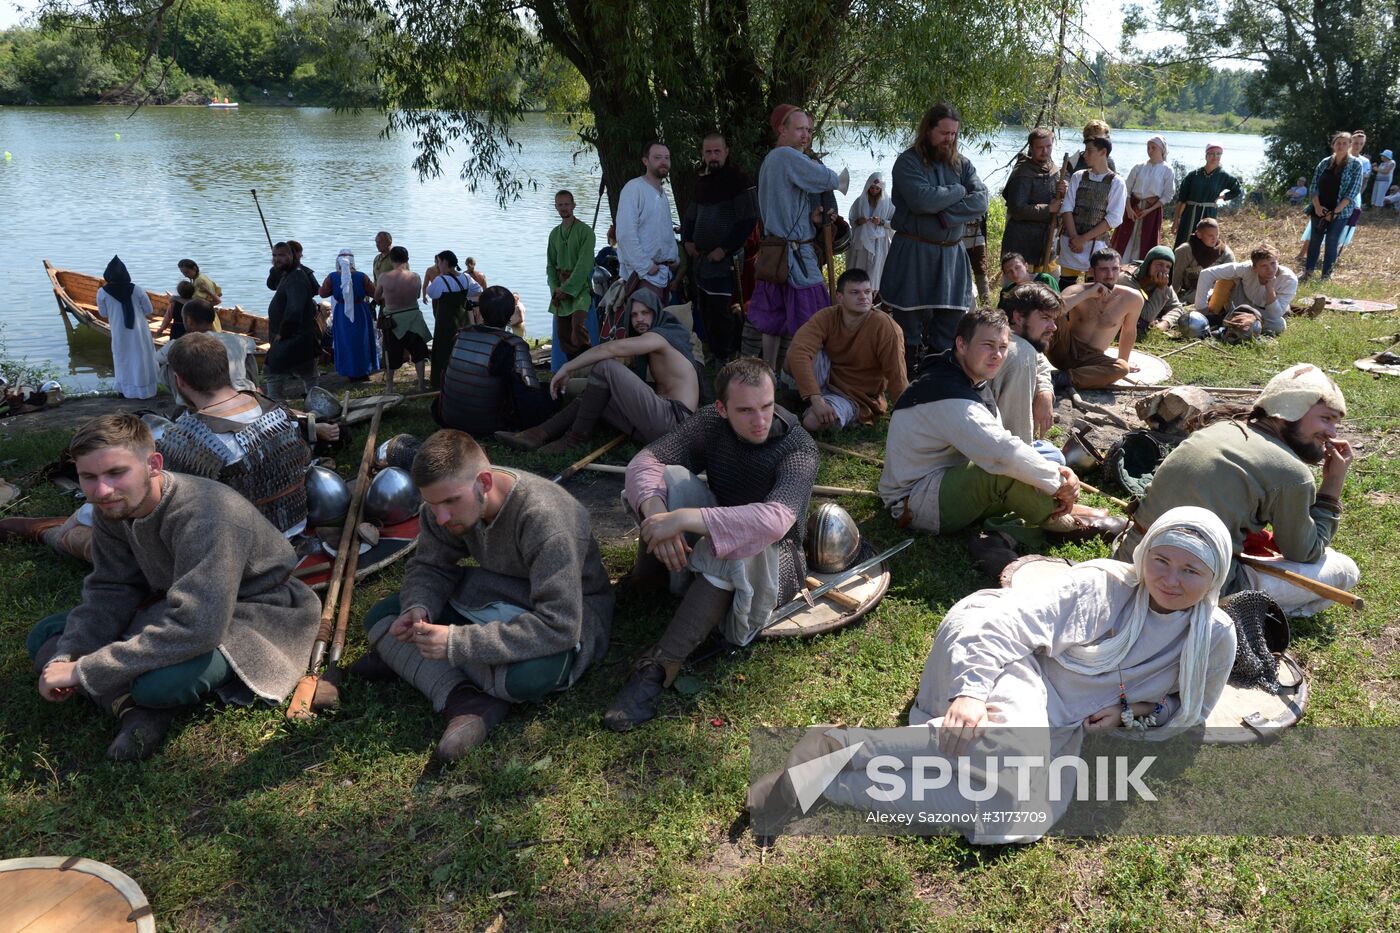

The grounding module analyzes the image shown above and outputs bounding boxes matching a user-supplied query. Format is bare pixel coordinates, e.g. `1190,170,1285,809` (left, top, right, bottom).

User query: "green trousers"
936,463,1058,535
27,611,234,708
363,595,573,703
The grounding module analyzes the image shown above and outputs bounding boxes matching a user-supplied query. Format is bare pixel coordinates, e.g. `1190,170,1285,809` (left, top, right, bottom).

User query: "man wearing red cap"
747,105,848,371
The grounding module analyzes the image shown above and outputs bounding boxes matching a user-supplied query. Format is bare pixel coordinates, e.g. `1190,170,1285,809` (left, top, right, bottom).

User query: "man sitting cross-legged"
495,290,700,454
350,430,614,761
28,414,321,761
1046,247,1145,391
879,308,1125,540
783,268,908,433
604,357,819,732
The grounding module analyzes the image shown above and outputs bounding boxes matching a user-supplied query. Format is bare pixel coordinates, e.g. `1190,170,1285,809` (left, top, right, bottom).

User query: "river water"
0,107,1269,392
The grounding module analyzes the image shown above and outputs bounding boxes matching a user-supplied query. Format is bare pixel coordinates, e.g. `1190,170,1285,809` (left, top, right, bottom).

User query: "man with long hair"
879,103,989,372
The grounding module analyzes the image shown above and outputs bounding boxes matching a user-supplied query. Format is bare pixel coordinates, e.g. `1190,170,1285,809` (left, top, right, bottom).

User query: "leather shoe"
1042,508,1127,543
0,516,66,542
436,683,511,762
602,661,667,732
537,431,592,455
494,426,550,451
106,706,177,762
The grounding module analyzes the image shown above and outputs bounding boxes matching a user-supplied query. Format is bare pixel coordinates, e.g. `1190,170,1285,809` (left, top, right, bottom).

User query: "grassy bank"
2,205,1398,929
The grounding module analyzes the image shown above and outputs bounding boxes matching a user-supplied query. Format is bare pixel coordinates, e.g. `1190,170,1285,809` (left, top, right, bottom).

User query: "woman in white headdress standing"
1111,136,1176,263
318,249,379,380
846,172,896,293
96,256,160,399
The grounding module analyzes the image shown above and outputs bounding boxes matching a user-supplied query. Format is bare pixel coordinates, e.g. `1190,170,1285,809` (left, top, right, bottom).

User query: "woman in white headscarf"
1111,136,1176,262
318,249,379,380
783,506,1237,844
846,172,895,292
95,255,160,399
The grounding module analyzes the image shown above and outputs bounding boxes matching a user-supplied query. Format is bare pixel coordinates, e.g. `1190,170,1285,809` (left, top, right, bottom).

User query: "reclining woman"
760,506,1238,844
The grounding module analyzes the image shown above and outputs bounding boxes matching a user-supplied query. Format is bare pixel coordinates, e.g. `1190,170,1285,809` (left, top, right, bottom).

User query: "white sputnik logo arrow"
787,740,864,814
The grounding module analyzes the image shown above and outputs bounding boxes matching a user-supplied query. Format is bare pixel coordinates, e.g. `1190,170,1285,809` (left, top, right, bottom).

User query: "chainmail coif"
1219,590,1291,693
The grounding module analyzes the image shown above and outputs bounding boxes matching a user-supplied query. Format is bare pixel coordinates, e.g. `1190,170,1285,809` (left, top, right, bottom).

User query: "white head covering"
1058,506,1233,740
336,250,357,323
1256,362,1346,421
1147,135,1168,160
848,171,894,252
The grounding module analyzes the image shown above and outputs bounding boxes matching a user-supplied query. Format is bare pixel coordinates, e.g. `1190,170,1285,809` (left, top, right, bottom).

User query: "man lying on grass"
30,413,321,761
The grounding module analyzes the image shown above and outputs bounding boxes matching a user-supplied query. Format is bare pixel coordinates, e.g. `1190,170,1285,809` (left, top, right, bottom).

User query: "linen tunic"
96,287,160,399
881,148,989,312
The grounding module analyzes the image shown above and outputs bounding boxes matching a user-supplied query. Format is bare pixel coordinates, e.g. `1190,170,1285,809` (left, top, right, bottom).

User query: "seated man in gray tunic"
350,430,614,761
605,357,819,731
29,414,322,761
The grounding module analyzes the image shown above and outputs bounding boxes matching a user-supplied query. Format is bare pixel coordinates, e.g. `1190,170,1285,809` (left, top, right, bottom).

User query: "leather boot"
348,651,398,682
537,378,613,454
436,682,511,762
0,516,67,543
1042,506,1128,543
615,544,671,598
494,400,580,451
603,578,734,732
537,431,594,455
106,706,178,762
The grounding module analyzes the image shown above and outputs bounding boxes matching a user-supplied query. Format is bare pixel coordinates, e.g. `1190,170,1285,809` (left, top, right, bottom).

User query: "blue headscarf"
101,255,138,330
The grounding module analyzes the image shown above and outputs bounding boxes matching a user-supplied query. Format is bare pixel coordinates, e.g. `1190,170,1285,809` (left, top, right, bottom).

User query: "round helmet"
304,465,352,527
39,379,62,395
590,264,612,298
363,466,421,526
374,434,422,471
827,216,852,255
303,386,343,421
139,413,176,444
805,502,861,573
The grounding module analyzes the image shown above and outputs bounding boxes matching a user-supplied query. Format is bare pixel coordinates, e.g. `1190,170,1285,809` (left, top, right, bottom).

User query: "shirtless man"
374,246,432,392
495,290,700,454
1046,248,1144,391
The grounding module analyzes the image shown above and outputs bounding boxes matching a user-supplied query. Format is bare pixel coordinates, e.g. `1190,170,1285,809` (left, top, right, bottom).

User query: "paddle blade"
285,674,320,720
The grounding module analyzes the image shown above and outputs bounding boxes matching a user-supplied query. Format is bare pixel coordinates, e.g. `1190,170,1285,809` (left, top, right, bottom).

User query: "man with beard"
264,241,321,400
748,105,846,371
881,102,990,371
682,133,756,363
1046,248,1144,390
1122,245,1183,334
27,414,321,761
351,429,613,761
988,283,1059,450
546,189,596,360
1114,363,1358,616
1056,136,1126,289
1170,143,1244,248
604,357,818,731
784,268,908,433
1001,128,1067,273
879,309,1123,539
616,142,680,298
495,289,699,454
1171,217,1235,302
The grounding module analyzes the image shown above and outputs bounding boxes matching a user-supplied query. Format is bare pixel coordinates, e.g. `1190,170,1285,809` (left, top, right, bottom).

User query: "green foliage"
161,0,291,86
0,27,122,103
1127,0,1400,188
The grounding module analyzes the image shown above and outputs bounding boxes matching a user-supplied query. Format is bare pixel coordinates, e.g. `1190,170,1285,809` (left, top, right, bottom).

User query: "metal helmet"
590,264,613,298
304,465,352,527
363,466,421,526
303,386,343,421
805,502,861,573
139,413,176,444
39,379,62,394
374,434,422,471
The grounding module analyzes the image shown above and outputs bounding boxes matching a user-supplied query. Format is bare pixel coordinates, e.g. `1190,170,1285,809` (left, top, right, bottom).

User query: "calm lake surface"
0,107,1269,392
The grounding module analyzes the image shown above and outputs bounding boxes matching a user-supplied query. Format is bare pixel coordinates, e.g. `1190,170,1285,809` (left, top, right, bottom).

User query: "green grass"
4,219,1400,928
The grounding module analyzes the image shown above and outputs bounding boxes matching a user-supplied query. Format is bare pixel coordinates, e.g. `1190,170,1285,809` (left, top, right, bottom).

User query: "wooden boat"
44,260,271,355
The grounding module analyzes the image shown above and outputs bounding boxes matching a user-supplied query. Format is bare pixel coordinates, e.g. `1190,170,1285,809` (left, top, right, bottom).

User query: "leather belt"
896,230,960,248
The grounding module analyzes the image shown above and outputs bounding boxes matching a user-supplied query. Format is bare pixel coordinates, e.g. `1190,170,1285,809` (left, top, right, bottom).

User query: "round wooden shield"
756,560,892,639
1202,653,1309,745
0,856,154,932
1108,349,1172,388
1326,298,1397,314
1000,554,1075,590
294,514,420,592
1355,355,1400,377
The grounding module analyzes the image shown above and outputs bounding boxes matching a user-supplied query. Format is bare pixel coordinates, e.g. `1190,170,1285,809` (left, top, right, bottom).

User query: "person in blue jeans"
349,429,614,762
30,413,320,761
1302,131,1364,281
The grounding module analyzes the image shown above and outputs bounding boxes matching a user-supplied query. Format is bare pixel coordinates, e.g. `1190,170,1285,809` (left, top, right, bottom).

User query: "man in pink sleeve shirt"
604,358,820,731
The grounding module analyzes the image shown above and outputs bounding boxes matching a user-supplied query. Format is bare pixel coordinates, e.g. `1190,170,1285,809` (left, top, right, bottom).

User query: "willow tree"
36,0,1066,213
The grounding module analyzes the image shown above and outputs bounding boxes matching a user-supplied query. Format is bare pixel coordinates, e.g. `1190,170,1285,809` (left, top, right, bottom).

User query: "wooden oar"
287,402,385,720
816,440,884,467
551,434,627,484
576,462,879,498
1238,554,1364,611
327,538,363,668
